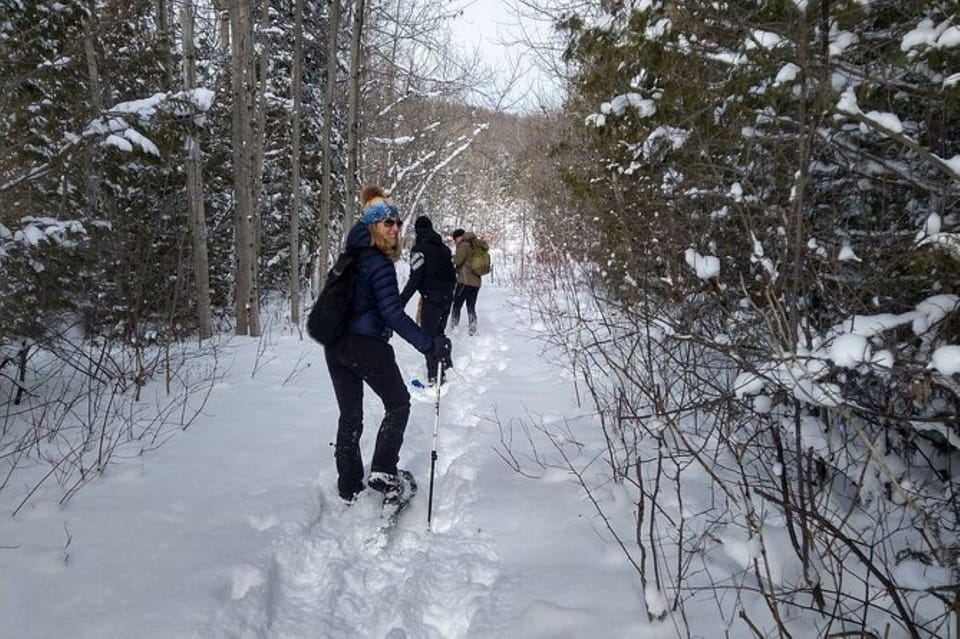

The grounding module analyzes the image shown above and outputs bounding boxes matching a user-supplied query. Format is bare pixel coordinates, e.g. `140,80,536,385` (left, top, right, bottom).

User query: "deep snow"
2,283,656,638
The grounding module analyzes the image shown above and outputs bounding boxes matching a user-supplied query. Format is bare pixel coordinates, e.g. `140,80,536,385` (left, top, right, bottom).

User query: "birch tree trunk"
382,2,402,179
289,0,304,324
155,0,176,86
210,0,231,53
345,0,366,226
155,0,173,47
182,0,213,340
317,0,341,288
81,7,102,216
229,0,258,336
81,12,102,112
243,0,271,338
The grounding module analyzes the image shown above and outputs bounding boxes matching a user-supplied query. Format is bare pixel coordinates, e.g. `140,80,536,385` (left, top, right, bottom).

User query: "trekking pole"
427,364,443,531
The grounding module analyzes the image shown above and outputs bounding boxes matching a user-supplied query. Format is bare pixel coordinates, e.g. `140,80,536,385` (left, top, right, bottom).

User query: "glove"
432,335,453,370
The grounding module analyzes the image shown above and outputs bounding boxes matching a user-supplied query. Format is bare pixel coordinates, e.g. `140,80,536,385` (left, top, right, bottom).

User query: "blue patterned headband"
362,201,399,226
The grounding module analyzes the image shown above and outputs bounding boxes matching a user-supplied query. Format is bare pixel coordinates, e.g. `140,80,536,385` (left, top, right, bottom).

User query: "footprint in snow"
245,513,280,531
230,564,265,600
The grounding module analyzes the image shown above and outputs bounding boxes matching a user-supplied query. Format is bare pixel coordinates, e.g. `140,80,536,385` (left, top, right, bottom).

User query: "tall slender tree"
229,0,260,336
318,0,342,287
345,0,366,224
290,0,304,324
181,0,213,339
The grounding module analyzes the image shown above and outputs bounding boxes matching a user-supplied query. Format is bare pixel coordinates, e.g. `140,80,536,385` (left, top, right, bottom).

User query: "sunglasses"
381,218,403,229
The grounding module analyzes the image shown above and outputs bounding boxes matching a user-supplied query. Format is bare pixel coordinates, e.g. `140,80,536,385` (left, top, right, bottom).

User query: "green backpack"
469,238,492,276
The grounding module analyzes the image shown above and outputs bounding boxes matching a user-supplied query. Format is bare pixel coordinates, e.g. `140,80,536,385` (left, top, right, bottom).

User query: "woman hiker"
324,185,452,504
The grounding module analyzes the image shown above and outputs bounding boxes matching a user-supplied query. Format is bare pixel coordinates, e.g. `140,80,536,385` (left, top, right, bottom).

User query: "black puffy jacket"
344,222,433,354
400,227,457,306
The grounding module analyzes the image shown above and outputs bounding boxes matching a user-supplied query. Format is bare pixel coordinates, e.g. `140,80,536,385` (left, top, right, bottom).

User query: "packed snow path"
204,285,648,638
3,283,650,638
206,333,508,638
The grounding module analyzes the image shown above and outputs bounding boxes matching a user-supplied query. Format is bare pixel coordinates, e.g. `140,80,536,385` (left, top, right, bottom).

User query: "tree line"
0,0,517,350
0,0,527,509
516,1,960,637
5,0,960,634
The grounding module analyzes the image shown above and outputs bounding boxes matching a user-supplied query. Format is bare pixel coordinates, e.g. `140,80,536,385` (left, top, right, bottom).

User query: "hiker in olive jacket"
451,229,481,336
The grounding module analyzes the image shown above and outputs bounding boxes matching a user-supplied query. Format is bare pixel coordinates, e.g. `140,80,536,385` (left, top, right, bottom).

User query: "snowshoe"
383,470,416,523
363,470,417,549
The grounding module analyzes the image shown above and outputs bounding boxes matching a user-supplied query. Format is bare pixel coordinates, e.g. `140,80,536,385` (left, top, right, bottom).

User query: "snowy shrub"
522,0,960,636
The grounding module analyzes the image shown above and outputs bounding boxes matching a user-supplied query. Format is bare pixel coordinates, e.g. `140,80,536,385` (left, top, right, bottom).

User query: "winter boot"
338,486,364,506
368,471,402,503
369,470,416,506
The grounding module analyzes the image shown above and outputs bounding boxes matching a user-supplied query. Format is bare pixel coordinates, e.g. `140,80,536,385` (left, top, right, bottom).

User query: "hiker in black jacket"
325,186,452,504
400,215,456,385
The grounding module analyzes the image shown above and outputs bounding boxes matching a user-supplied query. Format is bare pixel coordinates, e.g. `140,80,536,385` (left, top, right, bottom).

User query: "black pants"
420,299,450,382
324,334,411,499
451,284,479,334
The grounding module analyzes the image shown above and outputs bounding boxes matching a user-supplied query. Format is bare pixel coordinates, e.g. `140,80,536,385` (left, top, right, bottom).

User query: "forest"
2,0,959,637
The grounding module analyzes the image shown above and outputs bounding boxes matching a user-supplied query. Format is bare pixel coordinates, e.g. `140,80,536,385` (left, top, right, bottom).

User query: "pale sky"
449,0,563,112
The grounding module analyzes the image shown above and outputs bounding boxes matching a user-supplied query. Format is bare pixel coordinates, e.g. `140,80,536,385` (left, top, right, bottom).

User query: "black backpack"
420,239,456,302
307,252,357,346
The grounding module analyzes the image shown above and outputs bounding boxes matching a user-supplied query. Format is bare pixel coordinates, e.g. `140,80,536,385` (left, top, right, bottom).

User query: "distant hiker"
400,215,456,384
324,185,453,504
451,228,485,336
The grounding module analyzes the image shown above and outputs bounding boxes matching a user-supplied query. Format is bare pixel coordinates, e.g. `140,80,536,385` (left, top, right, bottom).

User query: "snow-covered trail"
204,329,511,638
201,285,572,638
3,282,652,639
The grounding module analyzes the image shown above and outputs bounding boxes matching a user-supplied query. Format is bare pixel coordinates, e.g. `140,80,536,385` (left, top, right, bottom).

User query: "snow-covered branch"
836,88,960,182
408,123,490,215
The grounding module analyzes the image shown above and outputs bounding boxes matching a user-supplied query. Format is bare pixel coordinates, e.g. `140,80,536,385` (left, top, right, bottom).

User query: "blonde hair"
370,221,401,261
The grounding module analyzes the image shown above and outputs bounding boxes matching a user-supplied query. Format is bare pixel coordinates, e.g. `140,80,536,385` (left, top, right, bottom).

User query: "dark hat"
452,228,465,240
415,215,433,231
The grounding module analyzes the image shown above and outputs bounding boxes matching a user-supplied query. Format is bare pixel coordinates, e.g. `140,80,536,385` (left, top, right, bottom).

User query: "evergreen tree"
539,0,960,634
